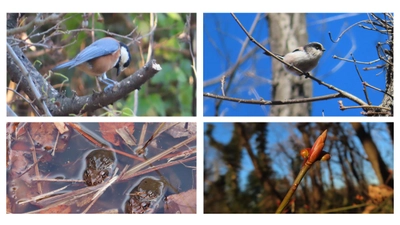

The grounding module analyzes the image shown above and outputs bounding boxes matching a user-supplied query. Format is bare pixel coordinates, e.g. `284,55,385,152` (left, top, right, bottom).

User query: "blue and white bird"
53,37,131,90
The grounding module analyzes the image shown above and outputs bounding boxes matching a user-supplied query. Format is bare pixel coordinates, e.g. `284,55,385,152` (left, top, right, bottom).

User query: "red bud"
307,129,328,164
319,151,331,161
300,148,310,159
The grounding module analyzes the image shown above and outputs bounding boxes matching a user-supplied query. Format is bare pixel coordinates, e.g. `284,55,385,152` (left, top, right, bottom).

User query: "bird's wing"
52,60,75,70
53,38,120,70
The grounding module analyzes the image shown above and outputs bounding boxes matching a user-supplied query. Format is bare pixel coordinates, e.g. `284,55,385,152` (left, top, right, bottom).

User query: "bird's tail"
52,60,75,71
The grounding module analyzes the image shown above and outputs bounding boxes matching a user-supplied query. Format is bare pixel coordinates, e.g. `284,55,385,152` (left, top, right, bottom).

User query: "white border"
2,0,397,224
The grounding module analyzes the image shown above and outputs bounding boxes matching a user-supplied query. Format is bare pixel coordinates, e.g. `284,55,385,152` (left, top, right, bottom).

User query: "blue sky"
203,13,390,116
204,123,393,189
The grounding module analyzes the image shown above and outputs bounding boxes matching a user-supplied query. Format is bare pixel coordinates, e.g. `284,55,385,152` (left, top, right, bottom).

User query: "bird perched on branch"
264,42,325,75
53,37,131,91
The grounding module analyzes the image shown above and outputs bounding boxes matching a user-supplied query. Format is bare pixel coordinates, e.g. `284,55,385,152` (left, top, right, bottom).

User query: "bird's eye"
314,44,323,50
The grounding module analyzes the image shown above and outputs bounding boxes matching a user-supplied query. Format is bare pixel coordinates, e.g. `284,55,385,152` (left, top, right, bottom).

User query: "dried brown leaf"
164,189,196,213
38,204,71,214
99,123,134,146
13,123,71,153
167,123,196,138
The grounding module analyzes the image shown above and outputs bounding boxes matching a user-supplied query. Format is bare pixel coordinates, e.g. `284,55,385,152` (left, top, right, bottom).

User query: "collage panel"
204,122,393,213
203,13,393,116
7,13,196,117
4,9,396,221
6,122,196,213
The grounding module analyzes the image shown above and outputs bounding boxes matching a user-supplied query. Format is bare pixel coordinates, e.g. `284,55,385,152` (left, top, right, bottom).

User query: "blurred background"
204,122,393,213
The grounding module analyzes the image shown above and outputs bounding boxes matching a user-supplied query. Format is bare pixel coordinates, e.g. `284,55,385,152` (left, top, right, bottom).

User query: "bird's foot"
99,73,118,92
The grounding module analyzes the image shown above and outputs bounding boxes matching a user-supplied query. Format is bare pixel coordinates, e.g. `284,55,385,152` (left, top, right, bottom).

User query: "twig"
7,43,52,116
204,92,343,105
82,171,119,213
276,130,329,213
230,13,370,109
338,100,391,112
6,87,41,115
7,13,66,36
333,55,380,65
203,39,269,87
328,20,369,43
17,185,69,205
66,122,112,148
231,13,306,76
121,135,196,180
350,54,372,105
363,81,393,98
120,156,196,179
26,131,43,195
31,178,86,183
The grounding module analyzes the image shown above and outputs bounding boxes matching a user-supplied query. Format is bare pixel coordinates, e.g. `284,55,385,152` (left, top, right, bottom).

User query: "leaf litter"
6,122,196,214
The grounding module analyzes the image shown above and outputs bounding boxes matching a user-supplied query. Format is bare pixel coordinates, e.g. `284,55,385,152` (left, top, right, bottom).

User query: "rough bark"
266,13,312,116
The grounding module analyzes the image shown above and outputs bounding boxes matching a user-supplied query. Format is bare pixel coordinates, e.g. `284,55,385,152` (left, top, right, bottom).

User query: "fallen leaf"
54,122,69,134
38,204,71,214
164,189,196,213
99,123,134,146
167,123,196,138
13,123,71,153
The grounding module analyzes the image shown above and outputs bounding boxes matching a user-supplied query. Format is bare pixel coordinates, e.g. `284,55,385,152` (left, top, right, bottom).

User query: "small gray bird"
265,42,325,75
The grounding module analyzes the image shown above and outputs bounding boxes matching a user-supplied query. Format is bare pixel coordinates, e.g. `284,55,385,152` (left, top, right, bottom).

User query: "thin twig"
7,43,52,116
67,122,112,148
7,13,66,36
26,131,43,195
230,13,370,109
204,92,344,105
121,135,196,180
17,185,69,205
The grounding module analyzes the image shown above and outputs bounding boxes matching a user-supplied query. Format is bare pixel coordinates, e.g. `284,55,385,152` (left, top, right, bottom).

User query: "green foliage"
151,57,194,116
138,93,166,116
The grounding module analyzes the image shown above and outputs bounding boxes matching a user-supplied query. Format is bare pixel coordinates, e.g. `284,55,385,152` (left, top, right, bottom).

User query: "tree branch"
7,13,162,116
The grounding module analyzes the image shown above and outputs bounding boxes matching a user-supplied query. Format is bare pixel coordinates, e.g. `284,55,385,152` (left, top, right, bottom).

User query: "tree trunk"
351,123,393,188
266,13,312,116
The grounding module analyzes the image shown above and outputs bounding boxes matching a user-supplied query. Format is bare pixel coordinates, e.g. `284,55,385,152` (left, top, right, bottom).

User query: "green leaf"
138,93,165,116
